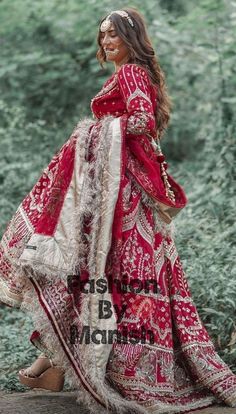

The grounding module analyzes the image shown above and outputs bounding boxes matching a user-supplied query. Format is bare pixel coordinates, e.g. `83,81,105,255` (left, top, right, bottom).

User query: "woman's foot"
19,353,52,378
18,353,65,391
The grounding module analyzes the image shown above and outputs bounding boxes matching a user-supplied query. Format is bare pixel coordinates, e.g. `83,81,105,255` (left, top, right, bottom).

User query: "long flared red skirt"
0,119,236,414
103,175,236,412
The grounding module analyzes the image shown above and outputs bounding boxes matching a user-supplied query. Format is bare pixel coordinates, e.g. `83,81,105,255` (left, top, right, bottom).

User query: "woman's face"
100,22,129,67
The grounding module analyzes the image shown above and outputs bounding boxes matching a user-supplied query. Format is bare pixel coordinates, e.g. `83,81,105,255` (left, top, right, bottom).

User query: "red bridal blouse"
91,63,157,139
91,63,186,209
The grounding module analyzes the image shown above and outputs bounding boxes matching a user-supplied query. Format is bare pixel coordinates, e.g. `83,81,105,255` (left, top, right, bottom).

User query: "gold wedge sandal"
18,352,65,392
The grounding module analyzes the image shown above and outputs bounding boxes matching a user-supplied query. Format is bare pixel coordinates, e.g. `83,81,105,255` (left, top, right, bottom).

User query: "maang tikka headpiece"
100,10,134,32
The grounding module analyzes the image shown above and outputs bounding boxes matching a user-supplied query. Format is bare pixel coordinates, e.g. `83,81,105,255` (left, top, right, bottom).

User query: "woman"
0,7,236,414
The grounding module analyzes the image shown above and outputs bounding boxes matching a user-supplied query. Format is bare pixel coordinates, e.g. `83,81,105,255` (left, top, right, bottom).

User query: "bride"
1,7,236,414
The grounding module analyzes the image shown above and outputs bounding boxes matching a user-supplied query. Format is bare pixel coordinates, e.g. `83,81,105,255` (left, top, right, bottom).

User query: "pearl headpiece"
100,10,134,32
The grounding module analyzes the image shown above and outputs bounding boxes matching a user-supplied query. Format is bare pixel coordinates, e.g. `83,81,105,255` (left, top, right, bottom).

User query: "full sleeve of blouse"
117,64,157,138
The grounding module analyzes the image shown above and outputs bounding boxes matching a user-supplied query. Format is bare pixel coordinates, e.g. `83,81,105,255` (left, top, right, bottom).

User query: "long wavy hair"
96,7,172,139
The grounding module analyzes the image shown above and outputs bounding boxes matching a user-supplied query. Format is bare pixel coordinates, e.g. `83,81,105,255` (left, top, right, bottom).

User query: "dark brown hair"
96,7,172,139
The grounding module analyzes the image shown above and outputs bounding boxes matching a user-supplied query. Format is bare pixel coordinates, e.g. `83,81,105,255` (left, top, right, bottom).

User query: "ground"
0,390,236,414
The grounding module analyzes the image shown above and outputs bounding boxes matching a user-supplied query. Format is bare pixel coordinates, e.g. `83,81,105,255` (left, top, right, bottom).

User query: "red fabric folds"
0,63,236,414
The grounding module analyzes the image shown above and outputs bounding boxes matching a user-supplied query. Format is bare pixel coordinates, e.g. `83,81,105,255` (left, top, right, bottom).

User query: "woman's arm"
117,64,157,138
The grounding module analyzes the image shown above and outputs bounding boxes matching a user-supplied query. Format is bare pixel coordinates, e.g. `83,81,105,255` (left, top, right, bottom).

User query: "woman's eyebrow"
100,29,116,37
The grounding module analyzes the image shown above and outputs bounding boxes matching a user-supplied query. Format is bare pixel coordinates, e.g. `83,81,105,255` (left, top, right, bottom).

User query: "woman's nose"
102,33,110,46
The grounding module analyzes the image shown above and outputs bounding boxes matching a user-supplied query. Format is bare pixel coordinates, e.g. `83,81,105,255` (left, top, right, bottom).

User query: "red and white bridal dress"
0,63,236,414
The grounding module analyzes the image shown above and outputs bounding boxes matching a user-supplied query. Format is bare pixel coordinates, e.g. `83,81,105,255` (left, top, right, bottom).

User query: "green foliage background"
0,0,236,392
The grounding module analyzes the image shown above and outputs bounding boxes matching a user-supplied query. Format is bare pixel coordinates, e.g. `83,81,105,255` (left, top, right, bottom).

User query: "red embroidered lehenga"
0,64,236,414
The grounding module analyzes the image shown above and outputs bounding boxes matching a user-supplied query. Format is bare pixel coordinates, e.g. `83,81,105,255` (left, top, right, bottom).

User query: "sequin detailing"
117,64,157,137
